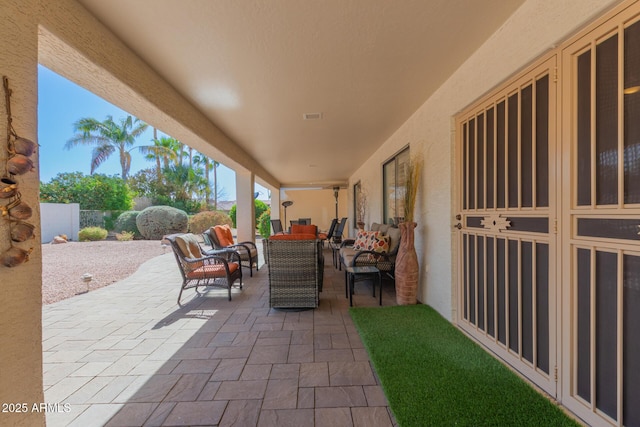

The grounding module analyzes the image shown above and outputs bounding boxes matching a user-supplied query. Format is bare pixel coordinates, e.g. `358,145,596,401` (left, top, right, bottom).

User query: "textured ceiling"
77,0,524,187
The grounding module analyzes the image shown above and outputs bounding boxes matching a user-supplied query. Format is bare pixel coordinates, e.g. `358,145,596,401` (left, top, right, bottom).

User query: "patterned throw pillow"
370,233,390,253
352,230,372,250
352,231,390,253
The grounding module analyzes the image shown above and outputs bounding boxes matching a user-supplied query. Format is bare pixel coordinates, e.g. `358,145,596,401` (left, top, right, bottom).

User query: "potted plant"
395,154,423,305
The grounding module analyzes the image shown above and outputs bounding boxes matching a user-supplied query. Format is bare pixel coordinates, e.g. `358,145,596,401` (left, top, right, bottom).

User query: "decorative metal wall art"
1,76,36,267
480,213,511,232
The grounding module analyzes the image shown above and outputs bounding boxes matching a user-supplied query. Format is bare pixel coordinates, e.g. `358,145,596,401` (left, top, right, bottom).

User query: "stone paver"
43,247,395,426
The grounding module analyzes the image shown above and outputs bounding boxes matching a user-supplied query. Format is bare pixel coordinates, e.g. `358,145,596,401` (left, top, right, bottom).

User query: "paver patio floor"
43,246,398,426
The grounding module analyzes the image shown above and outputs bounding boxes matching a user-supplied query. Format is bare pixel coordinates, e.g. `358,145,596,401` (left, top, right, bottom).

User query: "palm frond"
91,145,116,174
65,134,111,149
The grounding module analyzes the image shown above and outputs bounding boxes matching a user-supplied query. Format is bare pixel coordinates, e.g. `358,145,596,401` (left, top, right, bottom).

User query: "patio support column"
235,169,255,244
0,0,45,425
270,188,281,220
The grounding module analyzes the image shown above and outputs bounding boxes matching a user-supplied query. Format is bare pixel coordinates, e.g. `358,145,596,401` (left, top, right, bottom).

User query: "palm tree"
163,163,207,202
65,115,149,180
193,152,212,206
140,134,180,179
212,159,220,210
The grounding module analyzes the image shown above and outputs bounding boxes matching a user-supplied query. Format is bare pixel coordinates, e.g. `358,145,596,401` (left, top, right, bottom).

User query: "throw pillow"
352,230,388,253
214,224,235,247
352,230,372,250
291,224,317,235
369,233,390,253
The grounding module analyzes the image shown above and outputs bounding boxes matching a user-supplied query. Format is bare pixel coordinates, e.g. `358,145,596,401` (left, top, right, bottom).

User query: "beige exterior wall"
348,0,621,320
280,188,348,234
0,1,45,425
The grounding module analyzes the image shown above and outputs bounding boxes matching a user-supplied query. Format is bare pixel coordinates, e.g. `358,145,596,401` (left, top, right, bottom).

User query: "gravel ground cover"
42,240,168,305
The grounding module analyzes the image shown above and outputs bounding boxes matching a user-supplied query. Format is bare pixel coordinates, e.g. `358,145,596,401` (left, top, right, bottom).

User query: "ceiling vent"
303,112,323,120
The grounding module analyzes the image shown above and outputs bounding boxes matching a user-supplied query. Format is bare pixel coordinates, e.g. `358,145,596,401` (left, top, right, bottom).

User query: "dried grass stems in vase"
395,154,423,305
356,186,367,229
403,155,423,224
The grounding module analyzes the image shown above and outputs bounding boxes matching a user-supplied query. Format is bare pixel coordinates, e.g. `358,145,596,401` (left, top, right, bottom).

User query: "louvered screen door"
456,56,558,398
561,8,640,427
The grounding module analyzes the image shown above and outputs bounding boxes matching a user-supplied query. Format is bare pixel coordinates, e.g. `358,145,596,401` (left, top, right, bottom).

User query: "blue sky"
38,65,267,201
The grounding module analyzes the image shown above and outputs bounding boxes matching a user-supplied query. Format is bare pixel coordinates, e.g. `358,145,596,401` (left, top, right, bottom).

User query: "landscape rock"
51,235,68,244
136,206,188,240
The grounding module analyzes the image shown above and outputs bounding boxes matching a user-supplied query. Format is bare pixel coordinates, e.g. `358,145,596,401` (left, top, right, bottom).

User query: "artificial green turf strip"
349,305,579,427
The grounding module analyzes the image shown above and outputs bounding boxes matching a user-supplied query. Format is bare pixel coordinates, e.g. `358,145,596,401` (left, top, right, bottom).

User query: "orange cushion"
186,262,239,279
291,224,317,235
269,233,317,241
214,224,235,247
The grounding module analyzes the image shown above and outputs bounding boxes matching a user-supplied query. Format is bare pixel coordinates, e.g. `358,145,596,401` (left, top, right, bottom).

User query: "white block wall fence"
40,203,80,243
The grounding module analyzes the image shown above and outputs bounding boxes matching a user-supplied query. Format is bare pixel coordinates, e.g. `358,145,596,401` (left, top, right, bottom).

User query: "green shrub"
188,210,233,234
78,226,108,242
104,210,125,231
229,199,269,228
152,194,203,215
255,200,268,224
113,211,142,239
257,209,271,239
115,231,135,241
40,172,133,210
229,204,237,228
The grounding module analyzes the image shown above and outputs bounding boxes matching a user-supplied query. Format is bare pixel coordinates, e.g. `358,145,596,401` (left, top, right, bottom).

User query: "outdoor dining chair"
318,218,338,246
332,217,348,244
270,219,284,234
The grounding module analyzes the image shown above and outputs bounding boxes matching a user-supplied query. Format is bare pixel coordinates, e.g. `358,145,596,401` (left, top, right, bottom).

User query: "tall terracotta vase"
395,221,418,305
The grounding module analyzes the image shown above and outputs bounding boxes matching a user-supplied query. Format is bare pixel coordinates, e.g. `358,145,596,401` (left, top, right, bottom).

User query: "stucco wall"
0,1,45,425
280,188,348,234
348,0,621,321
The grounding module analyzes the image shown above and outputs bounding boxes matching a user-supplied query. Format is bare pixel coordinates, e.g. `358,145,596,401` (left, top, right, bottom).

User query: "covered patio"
2,1,637,426
43,248,397,426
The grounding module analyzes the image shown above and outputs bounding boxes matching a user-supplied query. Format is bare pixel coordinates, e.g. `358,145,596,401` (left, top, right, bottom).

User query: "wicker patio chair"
167,233,243,305
265,236,323,309
203,224,259,277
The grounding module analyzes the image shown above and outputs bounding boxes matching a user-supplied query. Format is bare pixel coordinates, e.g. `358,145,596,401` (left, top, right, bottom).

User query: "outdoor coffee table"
345,265,381,307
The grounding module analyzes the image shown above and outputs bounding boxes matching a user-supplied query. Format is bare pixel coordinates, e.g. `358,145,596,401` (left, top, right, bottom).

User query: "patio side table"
345,265,381,307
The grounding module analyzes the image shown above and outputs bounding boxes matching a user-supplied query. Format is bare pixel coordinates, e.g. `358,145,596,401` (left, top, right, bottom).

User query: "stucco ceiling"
77,0,524,188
